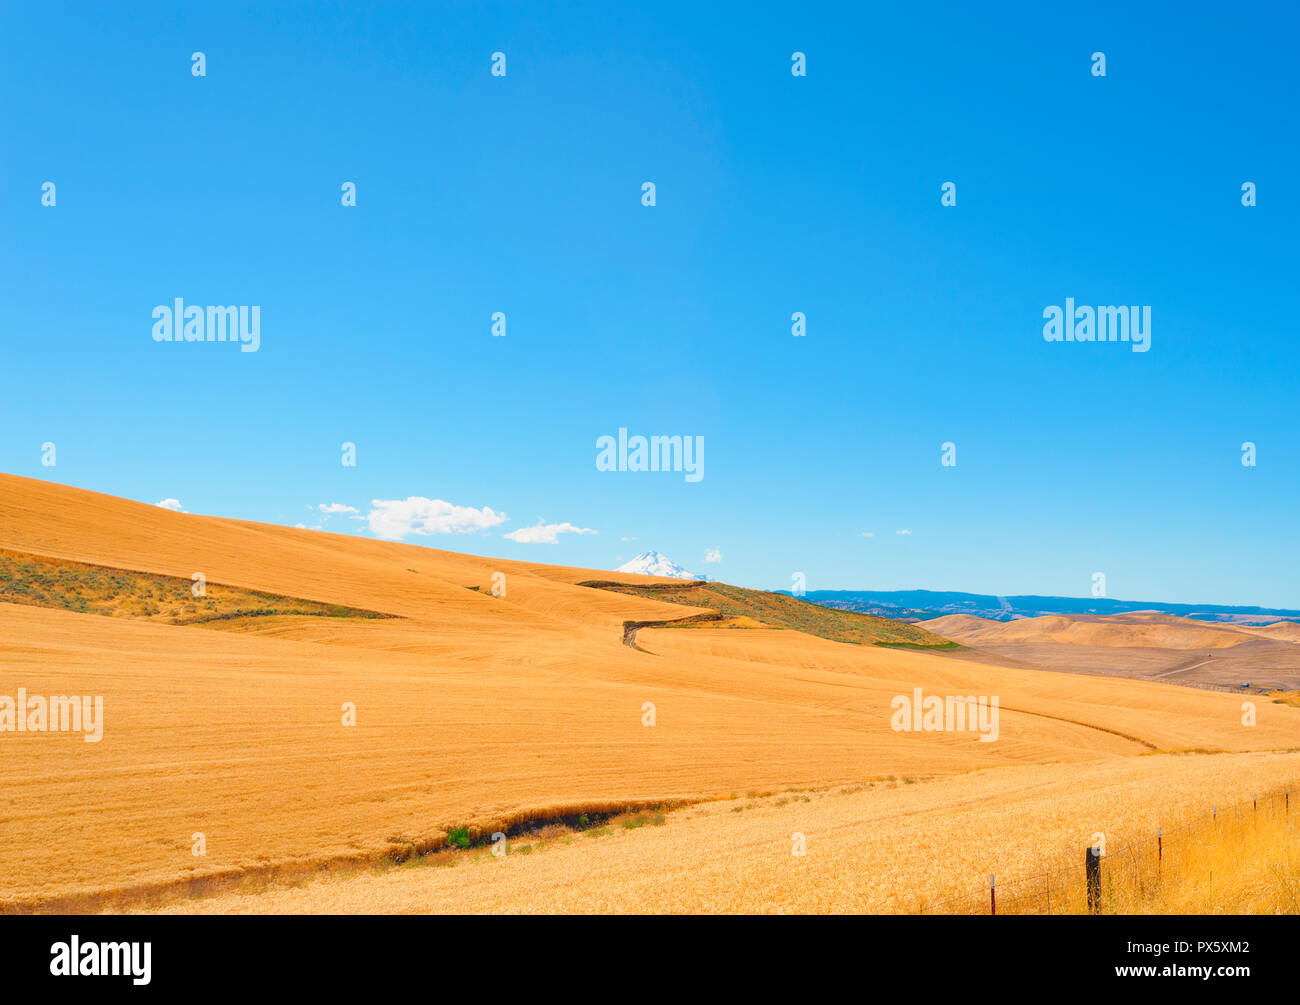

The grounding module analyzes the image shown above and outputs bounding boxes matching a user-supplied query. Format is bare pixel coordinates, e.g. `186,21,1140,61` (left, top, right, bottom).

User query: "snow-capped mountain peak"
614,551,705,580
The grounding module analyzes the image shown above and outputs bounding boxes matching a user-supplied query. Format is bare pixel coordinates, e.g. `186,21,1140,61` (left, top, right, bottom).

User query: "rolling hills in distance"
915,610,1300,693
2,472,1299,914
799,589,1300,625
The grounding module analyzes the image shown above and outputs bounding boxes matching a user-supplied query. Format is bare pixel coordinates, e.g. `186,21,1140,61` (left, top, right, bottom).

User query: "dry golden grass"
2,473,1298,913
152,751,1300,914
1138,793,1300,913
981,782,1300,914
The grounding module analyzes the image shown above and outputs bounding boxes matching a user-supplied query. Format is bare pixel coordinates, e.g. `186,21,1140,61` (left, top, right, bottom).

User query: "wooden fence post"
1086,846,1101,914
990,874,996,916
1157,826,1162,865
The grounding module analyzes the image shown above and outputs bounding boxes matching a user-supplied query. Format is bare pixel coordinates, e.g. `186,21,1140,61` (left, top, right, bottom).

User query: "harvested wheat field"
921,612,1271,650
922,611,1300,692
158,751,1300,914
1,473,1298,913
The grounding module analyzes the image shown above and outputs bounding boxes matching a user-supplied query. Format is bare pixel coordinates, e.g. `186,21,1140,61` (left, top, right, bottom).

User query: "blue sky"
2,2,1297,606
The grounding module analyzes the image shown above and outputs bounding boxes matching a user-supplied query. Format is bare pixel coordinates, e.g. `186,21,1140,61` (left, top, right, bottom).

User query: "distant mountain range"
614,551,711,581
788,589,1300,625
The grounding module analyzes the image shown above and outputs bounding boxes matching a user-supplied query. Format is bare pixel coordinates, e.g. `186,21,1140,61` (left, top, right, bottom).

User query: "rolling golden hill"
1243,621,1300,643
1,473,1297,913
918,612,1266,650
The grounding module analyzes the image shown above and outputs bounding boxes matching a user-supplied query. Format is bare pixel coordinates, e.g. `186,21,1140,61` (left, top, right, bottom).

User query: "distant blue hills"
787,589,1300,625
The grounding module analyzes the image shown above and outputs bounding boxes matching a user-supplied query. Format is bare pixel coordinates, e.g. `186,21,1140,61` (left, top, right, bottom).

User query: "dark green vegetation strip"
579,579,959,649
0,548,392,626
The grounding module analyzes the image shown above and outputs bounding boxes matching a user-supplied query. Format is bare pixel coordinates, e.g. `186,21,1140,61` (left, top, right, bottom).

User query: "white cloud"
504,520,598,544
703,547,722,563
895,529,912,535
621,536,637,542
317,503,359,515
367,497,508,541
861,531,875,538
155,498,184,512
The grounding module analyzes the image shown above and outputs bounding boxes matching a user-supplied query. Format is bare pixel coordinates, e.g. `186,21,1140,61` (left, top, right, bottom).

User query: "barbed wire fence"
912,781,1297,915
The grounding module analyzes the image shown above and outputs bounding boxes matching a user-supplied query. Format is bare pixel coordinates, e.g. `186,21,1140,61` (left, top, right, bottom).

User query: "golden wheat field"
1,472,1298,914
157,751,1300,914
